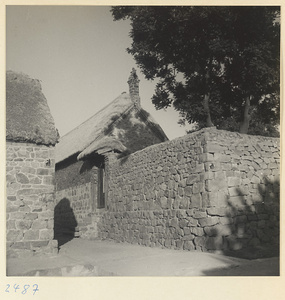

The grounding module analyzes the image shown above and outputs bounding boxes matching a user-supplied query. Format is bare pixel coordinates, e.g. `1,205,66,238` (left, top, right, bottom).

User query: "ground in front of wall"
6,238,280,276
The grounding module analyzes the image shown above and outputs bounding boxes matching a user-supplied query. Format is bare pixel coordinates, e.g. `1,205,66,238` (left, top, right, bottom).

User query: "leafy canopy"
112,6,280,136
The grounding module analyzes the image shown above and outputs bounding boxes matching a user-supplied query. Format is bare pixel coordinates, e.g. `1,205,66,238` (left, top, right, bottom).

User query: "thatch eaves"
6,70,59,145
77,136,127,160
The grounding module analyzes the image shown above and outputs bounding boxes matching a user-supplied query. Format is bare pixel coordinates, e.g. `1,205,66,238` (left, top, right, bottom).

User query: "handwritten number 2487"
5,284,39,295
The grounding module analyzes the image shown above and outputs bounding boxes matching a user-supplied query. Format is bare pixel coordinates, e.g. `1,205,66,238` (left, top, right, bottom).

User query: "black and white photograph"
4,3,281,285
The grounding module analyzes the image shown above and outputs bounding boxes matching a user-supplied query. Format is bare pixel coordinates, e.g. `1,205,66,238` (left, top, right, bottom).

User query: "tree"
112,6,280,135
222,7,280,134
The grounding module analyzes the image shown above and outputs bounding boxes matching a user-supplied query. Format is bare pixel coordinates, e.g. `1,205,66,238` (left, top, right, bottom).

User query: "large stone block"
204,224,234,237
193,182,205,194
7,230,23,242
190,194,202,208
9,211,26,220
159,196,168,209
199,153,214,163
193,236,207,248
198,216,219,227
184,186,192,197
208,191,229,207
15,220,32,230
191,227,204,236
207,207,223,216
227,177,241,187
23,230,40,241
31,240,49,248
7,220,16,230
187,217,199,227
179,219,188,228
228,186,249,197
220,216,234,225
186,174,200,185
205,236,224,250
205,175,227,192
16,173,30,184
39,229,54,240
228,196,248,208
251,175,261,184
35,150,50,159
32,220,48,230
192,210,207,219
24,213,38,220
184,240,196,251
179,197,189,209
37,168,49,176
6,205,20,213
11,241,32,250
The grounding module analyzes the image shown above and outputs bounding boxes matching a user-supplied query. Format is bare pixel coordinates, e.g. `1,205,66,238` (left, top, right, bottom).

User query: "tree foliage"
112,6,280,136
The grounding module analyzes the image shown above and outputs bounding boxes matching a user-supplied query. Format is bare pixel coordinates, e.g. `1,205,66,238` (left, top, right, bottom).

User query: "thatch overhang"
6,70,59,145
77,136,127,160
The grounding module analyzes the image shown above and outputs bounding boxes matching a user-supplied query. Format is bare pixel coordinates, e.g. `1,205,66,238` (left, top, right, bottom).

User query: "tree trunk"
203,70,214,127
203,93,215,127
239,96,251,134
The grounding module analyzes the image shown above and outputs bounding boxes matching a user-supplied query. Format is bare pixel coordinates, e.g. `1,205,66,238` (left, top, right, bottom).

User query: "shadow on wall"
105,109,165,164
54,198,78,250
203,177,279,260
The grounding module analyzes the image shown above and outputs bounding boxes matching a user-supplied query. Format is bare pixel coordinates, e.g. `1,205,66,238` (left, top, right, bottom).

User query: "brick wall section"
6,142,58,258
98,128,279,253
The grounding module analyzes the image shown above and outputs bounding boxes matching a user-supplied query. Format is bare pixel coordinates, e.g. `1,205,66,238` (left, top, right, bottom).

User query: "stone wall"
98,128,279,253
55,182,99,240
6,142,58,258
55,155,101,241
55,155,100,191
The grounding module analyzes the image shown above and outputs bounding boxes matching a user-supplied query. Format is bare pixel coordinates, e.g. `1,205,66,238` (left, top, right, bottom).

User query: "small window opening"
97,165,105,208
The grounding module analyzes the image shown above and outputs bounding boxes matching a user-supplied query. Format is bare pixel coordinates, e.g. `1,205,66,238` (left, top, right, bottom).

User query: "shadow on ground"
202,256,279,276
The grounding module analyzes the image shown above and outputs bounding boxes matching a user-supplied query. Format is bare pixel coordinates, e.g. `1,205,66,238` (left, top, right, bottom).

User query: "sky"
6,5,192,140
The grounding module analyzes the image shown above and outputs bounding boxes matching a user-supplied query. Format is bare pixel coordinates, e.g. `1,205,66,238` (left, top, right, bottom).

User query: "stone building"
55,69,279,255
54,69,168,244
6,71,59,258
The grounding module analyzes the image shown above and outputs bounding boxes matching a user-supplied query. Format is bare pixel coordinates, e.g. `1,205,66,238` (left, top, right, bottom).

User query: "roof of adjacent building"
6,70,59,145
55,93,133,163
55,92,168,163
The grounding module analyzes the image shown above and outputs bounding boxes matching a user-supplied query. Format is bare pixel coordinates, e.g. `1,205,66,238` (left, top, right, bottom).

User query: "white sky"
6,5,192,140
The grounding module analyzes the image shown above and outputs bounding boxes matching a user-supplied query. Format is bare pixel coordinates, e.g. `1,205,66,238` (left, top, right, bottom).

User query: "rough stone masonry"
6,142,58,258
98,128,279,253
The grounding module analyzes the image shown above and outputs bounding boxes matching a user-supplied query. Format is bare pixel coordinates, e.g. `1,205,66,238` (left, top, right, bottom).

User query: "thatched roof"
55,92,134,163
55,69,169,164
6,70,59,145
77,136,127,160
